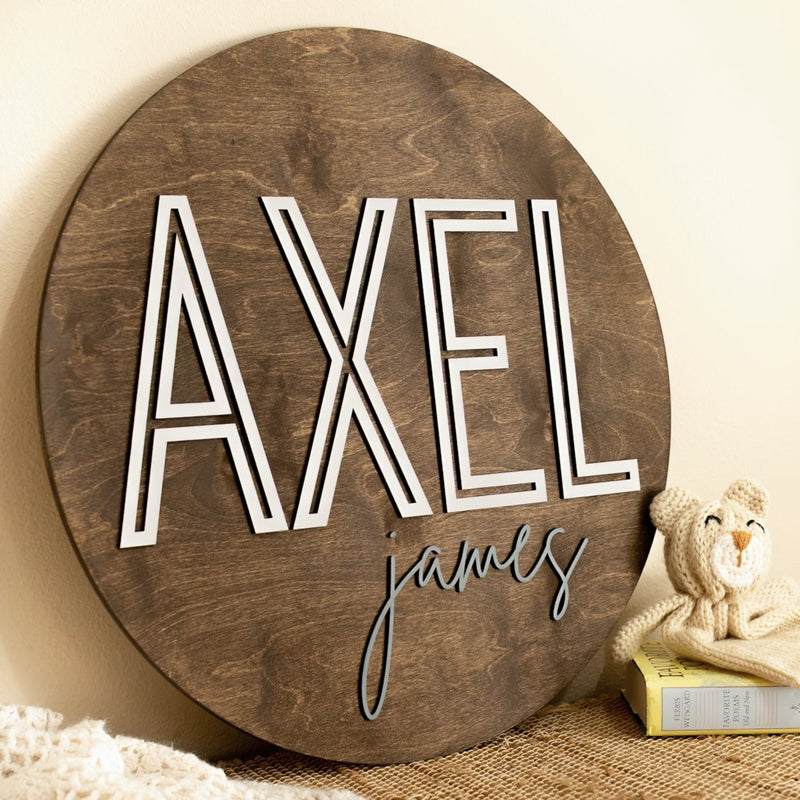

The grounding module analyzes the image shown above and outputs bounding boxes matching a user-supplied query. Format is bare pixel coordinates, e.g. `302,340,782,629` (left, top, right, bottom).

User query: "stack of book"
623,641,800,735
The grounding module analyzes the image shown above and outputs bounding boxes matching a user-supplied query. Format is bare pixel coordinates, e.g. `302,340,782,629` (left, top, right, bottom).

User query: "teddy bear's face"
652,479,770,601
696,504,768,592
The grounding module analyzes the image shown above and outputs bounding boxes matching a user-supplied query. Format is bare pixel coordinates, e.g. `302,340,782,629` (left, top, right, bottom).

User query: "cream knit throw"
0,704,363,800
612,479,800,684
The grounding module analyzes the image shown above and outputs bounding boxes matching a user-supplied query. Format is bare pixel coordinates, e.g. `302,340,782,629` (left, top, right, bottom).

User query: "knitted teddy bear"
611,479,800,684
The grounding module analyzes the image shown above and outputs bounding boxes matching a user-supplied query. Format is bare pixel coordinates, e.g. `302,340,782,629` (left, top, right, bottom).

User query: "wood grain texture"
38,28,669,763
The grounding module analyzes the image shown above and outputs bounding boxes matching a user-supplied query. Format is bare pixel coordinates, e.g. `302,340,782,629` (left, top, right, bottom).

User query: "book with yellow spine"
623,641,800,735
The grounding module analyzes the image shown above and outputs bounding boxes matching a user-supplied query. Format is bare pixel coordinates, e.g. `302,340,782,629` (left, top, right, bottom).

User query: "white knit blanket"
0,705,364,800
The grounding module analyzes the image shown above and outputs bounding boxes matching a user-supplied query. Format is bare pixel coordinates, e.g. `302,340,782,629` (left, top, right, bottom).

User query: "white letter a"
120,196,287,548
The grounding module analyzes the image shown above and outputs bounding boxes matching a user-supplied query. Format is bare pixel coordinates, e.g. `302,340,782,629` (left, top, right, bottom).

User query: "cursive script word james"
359,524,588,720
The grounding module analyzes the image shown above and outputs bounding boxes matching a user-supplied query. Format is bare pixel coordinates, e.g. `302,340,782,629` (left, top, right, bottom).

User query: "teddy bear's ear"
723,479,769,518
650,487,698,533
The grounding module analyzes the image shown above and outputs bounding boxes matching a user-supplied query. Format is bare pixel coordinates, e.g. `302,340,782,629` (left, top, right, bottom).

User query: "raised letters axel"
119,195,639,548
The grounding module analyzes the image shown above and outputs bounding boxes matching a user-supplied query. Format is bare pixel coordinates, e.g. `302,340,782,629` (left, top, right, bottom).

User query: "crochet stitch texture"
0,704,363,800
611,479,800,684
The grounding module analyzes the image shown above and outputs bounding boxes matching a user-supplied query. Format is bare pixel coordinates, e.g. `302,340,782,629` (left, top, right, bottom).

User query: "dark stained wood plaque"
38,28,669,763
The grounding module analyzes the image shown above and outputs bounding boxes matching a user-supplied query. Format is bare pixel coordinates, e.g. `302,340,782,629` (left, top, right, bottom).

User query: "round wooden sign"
39,28,669,763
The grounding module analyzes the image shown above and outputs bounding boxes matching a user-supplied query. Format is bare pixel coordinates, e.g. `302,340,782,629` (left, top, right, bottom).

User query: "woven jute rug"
219,694,800,799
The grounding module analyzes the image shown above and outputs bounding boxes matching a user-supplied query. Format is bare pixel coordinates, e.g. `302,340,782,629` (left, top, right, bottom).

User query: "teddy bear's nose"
731,529,752,566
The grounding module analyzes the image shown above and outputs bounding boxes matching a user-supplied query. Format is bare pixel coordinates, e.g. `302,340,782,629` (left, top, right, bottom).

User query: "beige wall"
3,1,798,759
